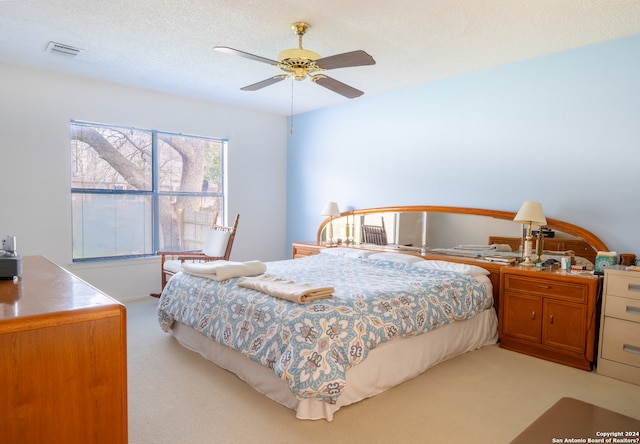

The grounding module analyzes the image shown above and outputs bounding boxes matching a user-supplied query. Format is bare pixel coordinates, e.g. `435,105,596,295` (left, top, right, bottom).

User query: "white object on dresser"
597,267,640,385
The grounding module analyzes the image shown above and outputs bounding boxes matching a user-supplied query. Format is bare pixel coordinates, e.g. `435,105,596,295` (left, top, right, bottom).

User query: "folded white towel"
237,274,334,304
182,260,266,281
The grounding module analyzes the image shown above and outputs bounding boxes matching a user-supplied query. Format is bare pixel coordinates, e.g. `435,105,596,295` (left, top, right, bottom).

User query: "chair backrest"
179,209,218,250
362,217,387,245
203,214,239,259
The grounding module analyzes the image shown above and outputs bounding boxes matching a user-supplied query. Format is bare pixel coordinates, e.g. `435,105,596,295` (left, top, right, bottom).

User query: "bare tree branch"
70,125,148,190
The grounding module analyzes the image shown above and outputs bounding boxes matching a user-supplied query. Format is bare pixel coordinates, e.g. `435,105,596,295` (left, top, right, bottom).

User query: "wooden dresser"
597,267,640,385
0,256,127,443
498,266,601,370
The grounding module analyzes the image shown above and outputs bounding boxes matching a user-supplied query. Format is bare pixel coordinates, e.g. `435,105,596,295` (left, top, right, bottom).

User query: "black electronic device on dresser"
0,235,21,279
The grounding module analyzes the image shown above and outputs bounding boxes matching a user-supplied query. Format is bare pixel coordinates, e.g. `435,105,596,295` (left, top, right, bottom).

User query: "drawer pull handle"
623,344,640,355
536,285,551,289
626,305,640,316
629,284,640,293
531,311,536,320
549,314,554,324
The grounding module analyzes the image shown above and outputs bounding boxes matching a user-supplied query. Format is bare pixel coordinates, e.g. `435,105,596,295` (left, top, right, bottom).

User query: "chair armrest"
155,250,200,256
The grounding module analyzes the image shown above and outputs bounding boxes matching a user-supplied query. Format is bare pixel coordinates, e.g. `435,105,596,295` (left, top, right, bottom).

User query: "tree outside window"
70,121,226,261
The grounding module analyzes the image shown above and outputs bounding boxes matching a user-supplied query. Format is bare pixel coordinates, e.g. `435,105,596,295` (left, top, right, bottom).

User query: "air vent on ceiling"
45,41,82,57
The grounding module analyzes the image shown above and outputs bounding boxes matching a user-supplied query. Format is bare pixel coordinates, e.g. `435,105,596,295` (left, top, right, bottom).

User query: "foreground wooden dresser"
0,256,127,443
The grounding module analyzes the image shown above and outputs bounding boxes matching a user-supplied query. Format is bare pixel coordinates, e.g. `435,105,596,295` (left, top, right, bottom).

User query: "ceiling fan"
214,22,375,99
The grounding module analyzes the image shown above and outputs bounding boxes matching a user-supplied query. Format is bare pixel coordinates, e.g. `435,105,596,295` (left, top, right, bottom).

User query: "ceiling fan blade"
315,50,376,70
312,75,364,99
213,46,279,65
241,75,288,91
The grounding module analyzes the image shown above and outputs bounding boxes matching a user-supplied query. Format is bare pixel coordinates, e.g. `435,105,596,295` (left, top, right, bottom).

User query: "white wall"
0,63,288,301
286,34,640,258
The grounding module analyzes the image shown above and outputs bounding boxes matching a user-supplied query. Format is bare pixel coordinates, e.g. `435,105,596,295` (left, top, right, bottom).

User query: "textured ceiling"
1,0,640,116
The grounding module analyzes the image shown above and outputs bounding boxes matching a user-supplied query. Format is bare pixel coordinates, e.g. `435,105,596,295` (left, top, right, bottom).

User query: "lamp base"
521,236,535,267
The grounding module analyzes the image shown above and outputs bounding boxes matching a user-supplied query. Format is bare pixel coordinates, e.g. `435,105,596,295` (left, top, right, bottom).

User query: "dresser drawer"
502,274,588,303
601,317,640,369
607,274,640,300
604,294,640,322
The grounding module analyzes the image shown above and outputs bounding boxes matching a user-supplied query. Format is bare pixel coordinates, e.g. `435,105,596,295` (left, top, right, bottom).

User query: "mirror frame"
317,205,608,253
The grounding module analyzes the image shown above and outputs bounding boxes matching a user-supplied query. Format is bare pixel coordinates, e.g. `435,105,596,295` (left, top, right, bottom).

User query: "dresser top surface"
605,265,640,277
0,256,122,321
502,264,601,281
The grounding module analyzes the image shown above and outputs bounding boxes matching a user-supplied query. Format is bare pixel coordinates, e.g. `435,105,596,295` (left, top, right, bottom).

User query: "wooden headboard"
317,205,607,254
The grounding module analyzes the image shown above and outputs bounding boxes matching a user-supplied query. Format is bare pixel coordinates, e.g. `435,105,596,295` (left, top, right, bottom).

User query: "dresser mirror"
318,205,607,265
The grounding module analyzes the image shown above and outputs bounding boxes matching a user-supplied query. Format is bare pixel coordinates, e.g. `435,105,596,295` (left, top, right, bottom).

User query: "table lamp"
321,201,340,245
514,201,547,266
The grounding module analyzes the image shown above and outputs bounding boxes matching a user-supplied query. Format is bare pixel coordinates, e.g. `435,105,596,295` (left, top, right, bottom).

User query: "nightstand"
597,267,640,385
499,266,601,371
291,241,324,258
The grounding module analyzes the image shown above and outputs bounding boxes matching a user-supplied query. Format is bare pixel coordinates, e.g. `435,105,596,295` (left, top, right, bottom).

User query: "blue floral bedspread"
158,254,492,404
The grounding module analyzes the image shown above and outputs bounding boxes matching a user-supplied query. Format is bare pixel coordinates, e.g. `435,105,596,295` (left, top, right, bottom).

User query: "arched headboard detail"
318,205,607,254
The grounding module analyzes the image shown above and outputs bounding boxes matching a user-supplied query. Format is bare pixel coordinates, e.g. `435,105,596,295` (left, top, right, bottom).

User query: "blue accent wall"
287,34,640,257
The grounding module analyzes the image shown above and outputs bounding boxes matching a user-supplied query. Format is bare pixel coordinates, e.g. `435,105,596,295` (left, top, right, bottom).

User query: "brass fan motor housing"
278,22,323,80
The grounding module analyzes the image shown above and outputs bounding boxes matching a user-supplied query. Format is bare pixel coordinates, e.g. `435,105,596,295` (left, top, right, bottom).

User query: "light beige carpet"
126,298,640,444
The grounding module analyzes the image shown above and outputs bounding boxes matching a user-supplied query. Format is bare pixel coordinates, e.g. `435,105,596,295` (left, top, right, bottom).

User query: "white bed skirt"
170,307,498,421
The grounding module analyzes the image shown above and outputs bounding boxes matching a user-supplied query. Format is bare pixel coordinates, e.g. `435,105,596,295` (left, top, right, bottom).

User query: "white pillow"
413,260,490,276
203,229,231,257
367,252,426,264
320,248,372,259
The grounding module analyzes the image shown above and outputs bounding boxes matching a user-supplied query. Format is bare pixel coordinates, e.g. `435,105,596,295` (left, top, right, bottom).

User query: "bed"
158,249,498,421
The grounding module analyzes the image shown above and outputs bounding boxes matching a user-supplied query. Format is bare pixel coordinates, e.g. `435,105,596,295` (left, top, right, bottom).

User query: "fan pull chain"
290,79,294,135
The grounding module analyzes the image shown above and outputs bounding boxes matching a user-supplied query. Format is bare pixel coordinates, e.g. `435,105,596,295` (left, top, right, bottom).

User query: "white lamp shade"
514,201,547,225
321,201,340,217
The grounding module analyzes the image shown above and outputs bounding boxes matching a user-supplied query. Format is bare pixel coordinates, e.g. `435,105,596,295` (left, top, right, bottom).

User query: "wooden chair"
362,217,387,245
151,214,239,297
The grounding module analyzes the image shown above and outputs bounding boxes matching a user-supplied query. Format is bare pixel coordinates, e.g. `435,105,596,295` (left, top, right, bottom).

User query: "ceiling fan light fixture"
292,68,307,81
278,47,320,62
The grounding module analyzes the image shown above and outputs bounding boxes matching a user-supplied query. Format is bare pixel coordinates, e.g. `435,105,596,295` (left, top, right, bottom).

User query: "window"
70,121,226,261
